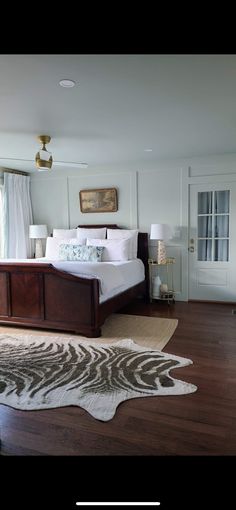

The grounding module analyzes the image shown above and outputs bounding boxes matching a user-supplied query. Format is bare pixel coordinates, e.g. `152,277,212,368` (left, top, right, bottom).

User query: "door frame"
181,165,236,302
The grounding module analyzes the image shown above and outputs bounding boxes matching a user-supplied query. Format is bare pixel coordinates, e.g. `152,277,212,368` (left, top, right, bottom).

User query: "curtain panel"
3,173,33,258
197,190,229,262
0,185,3,258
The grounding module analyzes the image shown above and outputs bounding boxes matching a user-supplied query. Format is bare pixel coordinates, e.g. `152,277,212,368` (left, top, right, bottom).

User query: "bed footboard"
0,263,101,337
0,231,149,337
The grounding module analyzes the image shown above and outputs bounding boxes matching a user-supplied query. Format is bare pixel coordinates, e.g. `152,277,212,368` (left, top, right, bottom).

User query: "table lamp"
150,223,171,264
29,224,48,258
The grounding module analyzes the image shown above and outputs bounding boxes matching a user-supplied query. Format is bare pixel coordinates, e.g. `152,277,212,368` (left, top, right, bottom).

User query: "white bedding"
0,258,145,300
51,260,125,294
99,259,145,303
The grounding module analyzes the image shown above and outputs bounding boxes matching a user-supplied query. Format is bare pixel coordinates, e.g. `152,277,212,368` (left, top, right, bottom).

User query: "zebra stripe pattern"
0,334,197,421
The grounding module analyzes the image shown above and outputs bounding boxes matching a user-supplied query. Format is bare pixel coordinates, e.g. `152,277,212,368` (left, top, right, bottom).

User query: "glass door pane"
214,190,230,262
214,190,229,213
198,240,212,261
214,240,229,261
197,189,230,262
198,191,212,214
215,216,229,238
197,191,213,261
198,216,212,238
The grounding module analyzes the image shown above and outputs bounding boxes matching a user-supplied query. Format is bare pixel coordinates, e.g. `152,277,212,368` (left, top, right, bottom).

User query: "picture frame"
79,188,118,213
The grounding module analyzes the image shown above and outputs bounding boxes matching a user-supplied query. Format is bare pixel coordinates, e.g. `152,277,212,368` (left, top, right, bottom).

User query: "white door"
189,182,236,302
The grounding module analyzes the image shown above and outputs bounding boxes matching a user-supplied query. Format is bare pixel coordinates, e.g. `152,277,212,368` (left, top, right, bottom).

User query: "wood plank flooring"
0,300,236,455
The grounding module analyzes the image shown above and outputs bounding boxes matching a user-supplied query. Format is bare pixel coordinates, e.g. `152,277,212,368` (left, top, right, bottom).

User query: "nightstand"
148,258,175,304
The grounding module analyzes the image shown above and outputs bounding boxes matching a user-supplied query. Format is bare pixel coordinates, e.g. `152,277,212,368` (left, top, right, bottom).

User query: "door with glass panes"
189,182,236,301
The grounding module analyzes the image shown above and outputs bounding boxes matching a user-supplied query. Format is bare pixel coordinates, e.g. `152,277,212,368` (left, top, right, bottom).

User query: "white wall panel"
138,169,182,233
138,168,185,300
30,177,69,235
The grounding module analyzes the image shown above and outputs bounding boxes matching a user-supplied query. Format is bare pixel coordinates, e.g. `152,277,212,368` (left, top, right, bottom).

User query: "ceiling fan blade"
53,161,88,168
0,157,88,168
0,158,33,163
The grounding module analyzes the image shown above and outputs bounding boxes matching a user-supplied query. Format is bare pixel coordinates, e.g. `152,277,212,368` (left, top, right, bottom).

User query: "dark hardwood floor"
0,300,236,456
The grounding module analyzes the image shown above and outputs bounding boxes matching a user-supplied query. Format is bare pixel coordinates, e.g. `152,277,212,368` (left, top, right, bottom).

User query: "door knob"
188,246,194,252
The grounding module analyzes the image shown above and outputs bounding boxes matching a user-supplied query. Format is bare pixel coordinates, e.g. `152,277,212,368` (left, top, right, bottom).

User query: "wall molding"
188,165,236,181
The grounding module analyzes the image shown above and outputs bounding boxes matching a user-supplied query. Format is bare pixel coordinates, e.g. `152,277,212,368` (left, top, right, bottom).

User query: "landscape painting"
79,188,118,213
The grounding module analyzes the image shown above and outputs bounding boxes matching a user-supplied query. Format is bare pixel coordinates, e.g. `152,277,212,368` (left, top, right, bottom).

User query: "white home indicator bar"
76,504,160,507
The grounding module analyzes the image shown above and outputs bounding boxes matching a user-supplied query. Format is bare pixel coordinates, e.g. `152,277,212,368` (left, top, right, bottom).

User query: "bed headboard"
77,224,149,293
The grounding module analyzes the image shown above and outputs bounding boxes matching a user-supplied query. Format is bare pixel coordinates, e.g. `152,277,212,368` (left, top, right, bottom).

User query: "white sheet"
0,258,145,298
99,259,145,302
51,260,125,294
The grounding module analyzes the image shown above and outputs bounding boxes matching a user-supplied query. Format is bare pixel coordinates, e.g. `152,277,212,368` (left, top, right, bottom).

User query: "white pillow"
53,228,77,239
107,229,138,259
76,227,106,243
87,238,131,261
45,237,85,260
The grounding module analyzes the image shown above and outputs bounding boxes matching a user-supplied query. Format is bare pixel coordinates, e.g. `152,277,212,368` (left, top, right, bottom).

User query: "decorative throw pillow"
107,229,139,259
76,227,106,243
45,237,85,260
53,228,77,238
58,244,104,262
87,238,131,261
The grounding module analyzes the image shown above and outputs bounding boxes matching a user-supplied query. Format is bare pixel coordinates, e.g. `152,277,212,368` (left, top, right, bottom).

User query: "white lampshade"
29,224,48,239
150,223,171,241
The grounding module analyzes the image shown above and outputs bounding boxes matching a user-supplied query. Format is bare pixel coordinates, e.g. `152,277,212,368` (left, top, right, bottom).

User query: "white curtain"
0,185,3,258
215,190,229,214
3,173,33,258
198,190,229,262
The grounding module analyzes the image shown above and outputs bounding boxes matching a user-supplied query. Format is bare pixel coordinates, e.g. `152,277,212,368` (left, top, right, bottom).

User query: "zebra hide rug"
0,334,197,421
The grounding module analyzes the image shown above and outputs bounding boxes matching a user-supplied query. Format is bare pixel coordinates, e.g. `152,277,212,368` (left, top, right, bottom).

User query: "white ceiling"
0,54,236,173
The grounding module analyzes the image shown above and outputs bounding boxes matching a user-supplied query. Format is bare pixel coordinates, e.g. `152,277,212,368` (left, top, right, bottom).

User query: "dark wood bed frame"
0,225,149,337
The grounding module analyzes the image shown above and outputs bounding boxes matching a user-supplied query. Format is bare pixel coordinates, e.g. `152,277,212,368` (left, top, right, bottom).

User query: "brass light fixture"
35,135,53,171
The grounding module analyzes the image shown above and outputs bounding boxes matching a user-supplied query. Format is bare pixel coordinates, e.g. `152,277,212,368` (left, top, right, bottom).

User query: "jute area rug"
0,313,178,350
0,315,197,422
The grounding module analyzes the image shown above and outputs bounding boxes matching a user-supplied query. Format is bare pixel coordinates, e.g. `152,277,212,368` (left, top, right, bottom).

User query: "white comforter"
0,258,125,295
51,260,125,294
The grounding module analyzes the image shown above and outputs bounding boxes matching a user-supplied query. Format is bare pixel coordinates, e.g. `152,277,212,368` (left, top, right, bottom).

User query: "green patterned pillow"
58,244,104,262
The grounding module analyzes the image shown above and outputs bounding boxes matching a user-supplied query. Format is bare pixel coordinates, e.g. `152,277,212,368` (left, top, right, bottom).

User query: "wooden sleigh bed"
0,225,149,337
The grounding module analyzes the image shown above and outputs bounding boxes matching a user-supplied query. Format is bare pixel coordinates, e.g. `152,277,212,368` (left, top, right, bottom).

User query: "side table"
148,257,175,304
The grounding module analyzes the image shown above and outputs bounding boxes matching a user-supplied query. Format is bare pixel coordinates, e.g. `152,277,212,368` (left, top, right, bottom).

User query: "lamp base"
35,239,43,258
156,240,167,264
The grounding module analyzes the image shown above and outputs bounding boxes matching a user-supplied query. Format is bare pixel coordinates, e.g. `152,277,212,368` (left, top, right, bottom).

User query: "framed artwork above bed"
79,188,118,213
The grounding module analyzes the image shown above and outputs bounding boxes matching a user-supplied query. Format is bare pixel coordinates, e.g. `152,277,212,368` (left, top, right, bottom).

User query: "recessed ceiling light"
144,148,153,152
59,79,76,88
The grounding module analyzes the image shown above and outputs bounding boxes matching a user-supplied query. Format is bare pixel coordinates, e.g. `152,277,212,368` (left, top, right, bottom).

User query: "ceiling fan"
0,135,88,171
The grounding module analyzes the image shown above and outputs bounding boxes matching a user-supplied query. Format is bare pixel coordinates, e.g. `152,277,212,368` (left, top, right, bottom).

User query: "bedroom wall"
30,153,236,301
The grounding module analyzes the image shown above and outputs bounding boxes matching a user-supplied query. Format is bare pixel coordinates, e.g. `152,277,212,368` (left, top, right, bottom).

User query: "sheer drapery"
215,190,229,214
3,173,33,258
198,239,212,261
0,185,3,258
198,191,212,215
197,190,229,262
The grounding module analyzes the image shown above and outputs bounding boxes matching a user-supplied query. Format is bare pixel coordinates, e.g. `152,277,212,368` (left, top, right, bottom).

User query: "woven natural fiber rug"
0,333,197,421
101,314,178,350
0,314,178,350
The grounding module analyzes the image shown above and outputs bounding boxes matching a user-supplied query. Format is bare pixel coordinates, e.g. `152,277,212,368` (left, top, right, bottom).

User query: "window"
0,184,3,258
197,190,230,262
